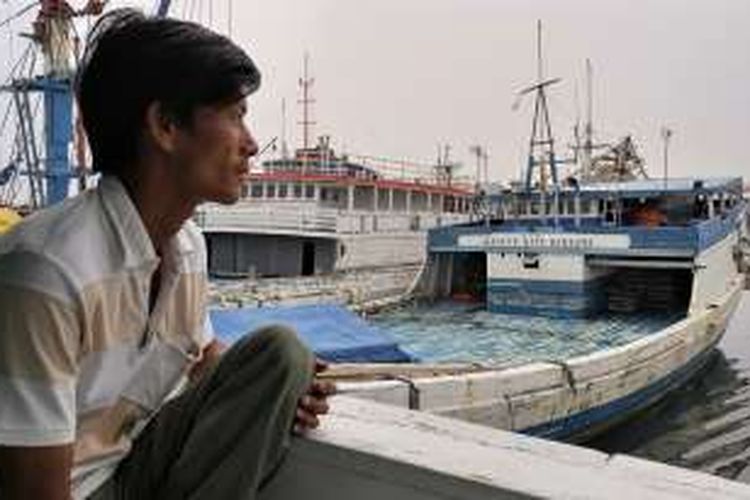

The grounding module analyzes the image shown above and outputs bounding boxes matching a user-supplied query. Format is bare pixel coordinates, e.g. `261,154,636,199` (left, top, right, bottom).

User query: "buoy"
0,208,21,235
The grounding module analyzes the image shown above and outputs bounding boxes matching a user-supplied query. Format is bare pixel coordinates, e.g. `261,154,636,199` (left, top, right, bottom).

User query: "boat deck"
372,301,683,365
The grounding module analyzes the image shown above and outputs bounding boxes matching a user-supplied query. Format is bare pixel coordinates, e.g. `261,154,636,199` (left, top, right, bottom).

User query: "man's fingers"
299,395,329,415
292,373,335,436
314,358,329,373
295,407,320,429
309,379,337,396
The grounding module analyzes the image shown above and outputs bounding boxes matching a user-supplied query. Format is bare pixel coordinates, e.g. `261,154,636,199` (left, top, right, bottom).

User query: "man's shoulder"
0,190,106,298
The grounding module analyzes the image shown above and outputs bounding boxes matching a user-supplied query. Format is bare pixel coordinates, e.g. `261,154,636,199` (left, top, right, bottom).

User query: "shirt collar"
98,176,196,269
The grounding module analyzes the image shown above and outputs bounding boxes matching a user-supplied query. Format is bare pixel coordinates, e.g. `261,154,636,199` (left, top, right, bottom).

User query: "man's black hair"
75,8,261,175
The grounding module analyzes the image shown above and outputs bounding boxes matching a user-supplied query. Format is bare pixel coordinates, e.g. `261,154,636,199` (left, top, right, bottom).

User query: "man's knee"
245,325,314,387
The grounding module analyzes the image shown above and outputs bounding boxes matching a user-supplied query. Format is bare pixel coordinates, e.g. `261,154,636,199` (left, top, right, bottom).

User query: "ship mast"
1,1,106,208
581,58,594,181
298,53,316,154
516,20,561,193
280,97,289,159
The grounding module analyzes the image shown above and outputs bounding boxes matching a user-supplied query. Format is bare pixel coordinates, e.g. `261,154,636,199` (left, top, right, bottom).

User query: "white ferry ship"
195,136,473,280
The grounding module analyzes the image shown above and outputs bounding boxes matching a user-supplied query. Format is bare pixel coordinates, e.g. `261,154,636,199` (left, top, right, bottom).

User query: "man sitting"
0,9,334,499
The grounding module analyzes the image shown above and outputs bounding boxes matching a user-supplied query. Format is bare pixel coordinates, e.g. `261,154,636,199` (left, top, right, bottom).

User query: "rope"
2,41,32,86
0,0,38,30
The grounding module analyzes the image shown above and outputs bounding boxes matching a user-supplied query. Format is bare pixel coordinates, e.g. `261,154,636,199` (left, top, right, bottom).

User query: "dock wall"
260,396,750,500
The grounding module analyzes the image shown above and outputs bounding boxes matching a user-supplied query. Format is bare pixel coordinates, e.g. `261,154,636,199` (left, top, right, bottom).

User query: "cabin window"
604,200,616,224
250,184,263,198
712,198,722,215
531,202,541,215
278,184,288,199
305,185,315,199
266,184,276,198
522,253,540,269
293,184,303,198
567,199,576,215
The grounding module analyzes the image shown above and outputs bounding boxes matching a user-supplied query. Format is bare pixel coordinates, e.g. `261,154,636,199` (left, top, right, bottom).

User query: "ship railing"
194,201,472,236
195,201,339,234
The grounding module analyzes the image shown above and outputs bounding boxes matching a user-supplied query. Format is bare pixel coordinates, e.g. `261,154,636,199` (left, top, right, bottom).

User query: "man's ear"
144,101,179,154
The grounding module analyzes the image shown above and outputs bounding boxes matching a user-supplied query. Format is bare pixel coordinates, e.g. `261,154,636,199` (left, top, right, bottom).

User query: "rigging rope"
2,41,32,86
0,0,38,29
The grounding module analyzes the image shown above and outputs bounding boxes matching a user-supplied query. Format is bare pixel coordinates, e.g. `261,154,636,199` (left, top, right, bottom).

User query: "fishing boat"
3,4,748,495
212,24,747,444
213,170,745,442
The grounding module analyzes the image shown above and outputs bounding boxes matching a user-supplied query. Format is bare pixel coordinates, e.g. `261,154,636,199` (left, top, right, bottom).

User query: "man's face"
172,97,258,205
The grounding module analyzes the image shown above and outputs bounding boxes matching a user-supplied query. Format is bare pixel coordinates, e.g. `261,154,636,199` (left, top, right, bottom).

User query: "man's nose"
241,126,259,159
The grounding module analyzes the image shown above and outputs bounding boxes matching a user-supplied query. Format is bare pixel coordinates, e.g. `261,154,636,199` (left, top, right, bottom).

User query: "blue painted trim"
429,203,744,255
521,340,719,441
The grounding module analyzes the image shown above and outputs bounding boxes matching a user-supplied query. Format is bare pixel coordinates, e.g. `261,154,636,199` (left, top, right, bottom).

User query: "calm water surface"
371,301,678,365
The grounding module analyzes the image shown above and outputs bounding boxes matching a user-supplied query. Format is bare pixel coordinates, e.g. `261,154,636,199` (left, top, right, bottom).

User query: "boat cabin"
426,177,745,318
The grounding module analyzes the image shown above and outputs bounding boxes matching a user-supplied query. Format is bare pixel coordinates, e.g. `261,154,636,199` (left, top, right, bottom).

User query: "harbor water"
371,301,679,366
370,292,750,484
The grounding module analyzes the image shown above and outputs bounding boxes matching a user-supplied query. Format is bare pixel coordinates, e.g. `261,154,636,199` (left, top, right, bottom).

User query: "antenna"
281,98,289,159
299,52,316,151
582,58,594,181
661,127,673,190
469,145,489,190
483,149,489,186
536,19,543,83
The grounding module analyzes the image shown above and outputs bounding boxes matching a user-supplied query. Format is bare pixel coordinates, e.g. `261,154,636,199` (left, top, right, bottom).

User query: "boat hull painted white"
344,230,744,442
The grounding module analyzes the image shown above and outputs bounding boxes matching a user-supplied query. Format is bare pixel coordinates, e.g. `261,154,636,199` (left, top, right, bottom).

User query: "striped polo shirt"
0,176,214,498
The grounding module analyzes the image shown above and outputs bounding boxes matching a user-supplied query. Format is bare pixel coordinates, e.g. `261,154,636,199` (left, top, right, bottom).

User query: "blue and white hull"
338,178,746,442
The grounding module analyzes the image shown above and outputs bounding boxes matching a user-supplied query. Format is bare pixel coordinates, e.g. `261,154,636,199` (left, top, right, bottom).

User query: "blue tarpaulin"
209,304,414,363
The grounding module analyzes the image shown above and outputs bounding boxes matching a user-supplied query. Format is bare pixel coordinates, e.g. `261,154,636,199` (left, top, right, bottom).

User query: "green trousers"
89,325,314,500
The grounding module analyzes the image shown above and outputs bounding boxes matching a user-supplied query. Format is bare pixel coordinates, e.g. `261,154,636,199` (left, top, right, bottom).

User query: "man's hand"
293,358,336,434
188,339,226,384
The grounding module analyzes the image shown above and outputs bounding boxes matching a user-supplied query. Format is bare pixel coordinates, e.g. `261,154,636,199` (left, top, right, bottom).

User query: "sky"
1,0,749,185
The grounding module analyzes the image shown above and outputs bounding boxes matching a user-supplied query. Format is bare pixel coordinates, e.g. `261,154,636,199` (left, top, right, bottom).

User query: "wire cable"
0,0,38,29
